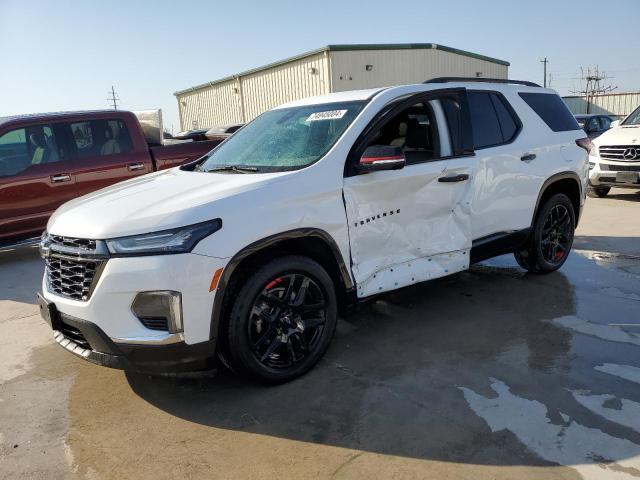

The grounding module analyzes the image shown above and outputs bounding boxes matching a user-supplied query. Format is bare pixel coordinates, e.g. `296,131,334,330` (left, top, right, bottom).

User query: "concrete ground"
1,188,640,480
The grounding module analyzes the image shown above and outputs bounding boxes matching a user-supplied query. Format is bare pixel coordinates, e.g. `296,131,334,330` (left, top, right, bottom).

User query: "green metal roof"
174,43,510,96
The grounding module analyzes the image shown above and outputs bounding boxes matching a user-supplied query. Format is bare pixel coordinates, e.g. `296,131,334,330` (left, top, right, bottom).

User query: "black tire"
514,193,575,274
587,186,610,198
225,255,337,384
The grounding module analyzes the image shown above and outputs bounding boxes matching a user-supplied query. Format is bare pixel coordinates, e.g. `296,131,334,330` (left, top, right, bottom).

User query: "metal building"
174,43,509,131
563,92,640,120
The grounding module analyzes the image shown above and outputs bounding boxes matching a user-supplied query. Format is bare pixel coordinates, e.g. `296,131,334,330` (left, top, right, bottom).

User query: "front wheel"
225,255,337,383
514,193,575,274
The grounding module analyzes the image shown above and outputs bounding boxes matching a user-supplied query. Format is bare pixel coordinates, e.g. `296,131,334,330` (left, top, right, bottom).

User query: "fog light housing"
589,162,595,170
131,291,183,333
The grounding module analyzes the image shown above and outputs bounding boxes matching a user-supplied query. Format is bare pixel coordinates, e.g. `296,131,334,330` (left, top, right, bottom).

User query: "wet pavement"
1,189,640,479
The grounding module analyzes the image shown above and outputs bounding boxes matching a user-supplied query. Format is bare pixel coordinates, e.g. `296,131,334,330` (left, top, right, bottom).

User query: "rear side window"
519,93,580,132
468,92,502,148
69,119,133,159
468,92,520,149
490,94,518,141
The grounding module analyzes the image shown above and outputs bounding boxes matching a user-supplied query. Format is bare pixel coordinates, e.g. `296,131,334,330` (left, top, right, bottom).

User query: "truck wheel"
587,186,610,198
514,193,575,274
226,255,337,384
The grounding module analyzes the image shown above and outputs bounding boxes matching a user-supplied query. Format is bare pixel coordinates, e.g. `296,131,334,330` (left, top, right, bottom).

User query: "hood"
593,124,640,146
48,168,292,239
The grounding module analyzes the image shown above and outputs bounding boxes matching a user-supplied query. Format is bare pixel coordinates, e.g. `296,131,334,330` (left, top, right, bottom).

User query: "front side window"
0,125,60,177
199,101,364,172
363,101,437,165
622,106,640,126
69,119,133,158
600,116,612,129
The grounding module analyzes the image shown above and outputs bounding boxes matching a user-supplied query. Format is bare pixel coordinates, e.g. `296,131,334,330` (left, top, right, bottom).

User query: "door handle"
128,163,146,171
438,173,469,183
520,153,537,162
50,174,71,183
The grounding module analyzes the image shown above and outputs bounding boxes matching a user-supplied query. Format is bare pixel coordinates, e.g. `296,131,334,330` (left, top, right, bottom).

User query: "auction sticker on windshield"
307,110,348,122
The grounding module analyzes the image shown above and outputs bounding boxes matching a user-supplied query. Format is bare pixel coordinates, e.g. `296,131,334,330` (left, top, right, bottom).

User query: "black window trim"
345,88,475,177
468,90,523,150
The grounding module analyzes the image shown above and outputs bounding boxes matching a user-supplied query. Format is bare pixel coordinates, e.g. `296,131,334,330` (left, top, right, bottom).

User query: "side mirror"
358,145,405,173
610,120,621,128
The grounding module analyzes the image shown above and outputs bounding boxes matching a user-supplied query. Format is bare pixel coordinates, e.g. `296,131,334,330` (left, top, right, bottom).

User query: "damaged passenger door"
343,89,476,298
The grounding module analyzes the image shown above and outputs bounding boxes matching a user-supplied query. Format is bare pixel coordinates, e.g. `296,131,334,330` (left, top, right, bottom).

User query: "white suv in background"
38,78,589,383
588,104,640,197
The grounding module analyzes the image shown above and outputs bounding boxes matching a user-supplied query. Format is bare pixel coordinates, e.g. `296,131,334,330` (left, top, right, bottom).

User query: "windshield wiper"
206,165,259,174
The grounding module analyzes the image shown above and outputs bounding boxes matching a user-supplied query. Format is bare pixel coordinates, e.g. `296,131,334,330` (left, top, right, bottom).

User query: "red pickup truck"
0,110,219,247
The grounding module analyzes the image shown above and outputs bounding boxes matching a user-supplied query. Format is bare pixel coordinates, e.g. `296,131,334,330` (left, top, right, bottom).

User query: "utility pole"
540,57,548,88
570,66,617,114
106,86,120,110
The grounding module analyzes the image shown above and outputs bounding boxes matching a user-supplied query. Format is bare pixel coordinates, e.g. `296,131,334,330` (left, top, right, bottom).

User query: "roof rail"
424,77,541,88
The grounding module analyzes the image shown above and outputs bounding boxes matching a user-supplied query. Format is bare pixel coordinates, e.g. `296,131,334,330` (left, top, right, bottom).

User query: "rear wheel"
587,186,610,198
225,255,337,383
514,193,575,274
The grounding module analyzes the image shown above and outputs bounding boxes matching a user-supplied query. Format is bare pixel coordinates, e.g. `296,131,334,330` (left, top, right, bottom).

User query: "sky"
1,0,639,132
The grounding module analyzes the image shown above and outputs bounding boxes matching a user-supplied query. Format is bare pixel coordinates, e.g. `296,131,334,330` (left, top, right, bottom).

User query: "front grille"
139,317,169,331
46,256,102,301
600,163,640,172
43,234,107,302
599,145,640,161
50,235,97,251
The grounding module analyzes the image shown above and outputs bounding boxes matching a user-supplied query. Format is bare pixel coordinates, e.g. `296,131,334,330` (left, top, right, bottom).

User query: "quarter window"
519,92,580,132
69,119,133,158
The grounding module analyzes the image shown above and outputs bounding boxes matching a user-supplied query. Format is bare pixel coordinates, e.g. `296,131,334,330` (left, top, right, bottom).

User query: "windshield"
198,101,365,172
622,105,640,126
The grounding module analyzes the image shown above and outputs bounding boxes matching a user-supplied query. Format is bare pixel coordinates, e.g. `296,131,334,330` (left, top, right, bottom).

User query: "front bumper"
38,294,217,372
589,157,640,188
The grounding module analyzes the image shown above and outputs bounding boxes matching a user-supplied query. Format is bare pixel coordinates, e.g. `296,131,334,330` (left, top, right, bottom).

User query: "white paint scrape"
596,364,640,386
460,378,640,480
553,315,640,347
572,391,640,433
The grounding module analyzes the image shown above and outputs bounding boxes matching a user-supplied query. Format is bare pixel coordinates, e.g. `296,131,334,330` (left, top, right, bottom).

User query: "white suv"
38,79,590,383
588,104,640,197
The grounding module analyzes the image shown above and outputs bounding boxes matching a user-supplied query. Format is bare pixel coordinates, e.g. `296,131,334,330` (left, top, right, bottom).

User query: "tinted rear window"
519,93,580,132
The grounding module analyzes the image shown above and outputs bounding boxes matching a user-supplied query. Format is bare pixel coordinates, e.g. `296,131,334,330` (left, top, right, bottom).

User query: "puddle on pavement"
5,249,640,479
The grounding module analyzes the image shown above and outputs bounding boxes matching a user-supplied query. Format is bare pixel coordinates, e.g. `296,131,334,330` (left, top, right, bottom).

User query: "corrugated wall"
328,48,508,92
176,79,244,131
240,52,330,121
176,52,330,130
563,93,640,119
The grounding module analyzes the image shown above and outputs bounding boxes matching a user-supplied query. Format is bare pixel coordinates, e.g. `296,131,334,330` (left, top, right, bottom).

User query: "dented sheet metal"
343,157,475,298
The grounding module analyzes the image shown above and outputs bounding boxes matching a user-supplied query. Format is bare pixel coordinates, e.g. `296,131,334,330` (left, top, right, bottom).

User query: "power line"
570,66,617,114
106,86,120,110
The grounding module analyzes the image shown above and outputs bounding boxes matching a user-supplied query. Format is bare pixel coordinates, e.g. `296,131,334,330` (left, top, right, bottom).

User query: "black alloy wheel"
248,273,327,369
225,256,337,383
514,193,575,273
540,203,572,266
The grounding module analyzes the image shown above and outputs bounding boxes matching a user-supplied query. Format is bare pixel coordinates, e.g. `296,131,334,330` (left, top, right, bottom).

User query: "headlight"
591,145,599,157
106,219,222,256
